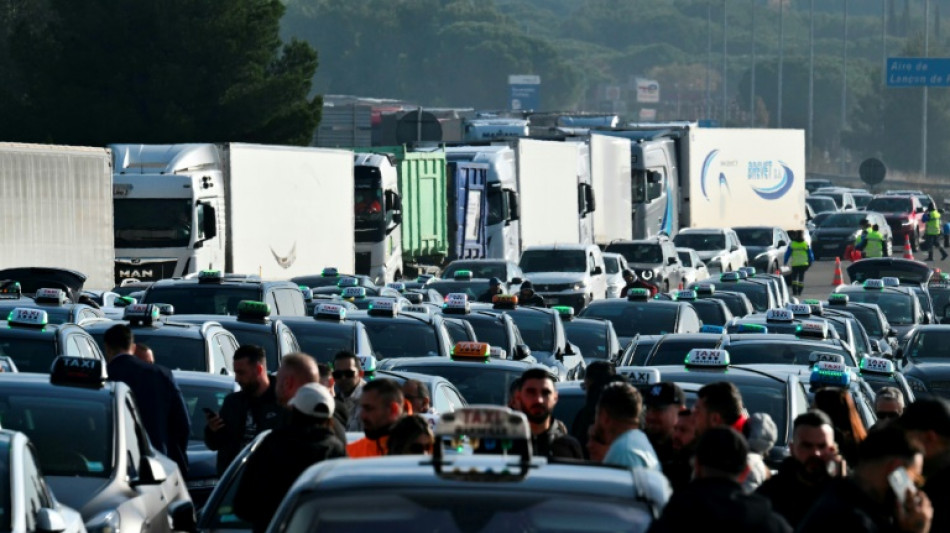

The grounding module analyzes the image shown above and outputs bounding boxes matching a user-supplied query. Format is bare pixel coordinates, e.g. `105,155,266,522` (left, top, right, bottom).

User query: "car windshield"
504,312,556,353
178,383,232,441
564,322,609,360
444,321,474,343
725,343,852,366
692,301,728,326
359,320,441,359
842,291,916,325
142,287,261,315
0,337,58,374
0,391,112,477
114,198,192,248
682,385,790,445
579,304,679,336
820,213,868,229
867,197,913,213
841,306,886,337
672,233,725,251
285,324,354,364
907,330,950,360
714,282,769,312
811,212,833,227
125,333,208,372
605,243,663,264
677,251,693,267
647,338,721,365
442,263,507,281
389,365,522,405
519,250,587,273
806,197,837,213
427,281,492,301
734,228,773,247
603,256,620,274
227,330,281,365
917,195,933,209
854,195,873,209
280,492,653,532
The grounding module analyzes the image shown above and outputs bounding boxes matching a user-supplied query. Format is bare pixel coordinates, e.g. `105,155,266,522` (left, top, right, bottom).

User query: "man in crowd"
900,398,950,532
517,368,583,459
595,382,660,470
333,351,366,431
347,378,405,458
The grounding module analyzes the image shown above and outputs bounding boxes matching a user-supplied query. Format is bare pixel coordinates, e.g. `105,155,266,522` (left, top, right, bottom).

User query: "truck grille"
114,260,177,285
355,252,371,276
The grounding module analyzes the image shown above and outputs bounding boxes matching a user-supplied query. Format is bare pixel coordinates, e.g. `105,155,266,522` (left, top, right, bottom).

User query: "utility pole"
722,0,728,124
750,0,757,125
841,0,849,174
706,1,712,118
809,0,815,161
923,0,930,177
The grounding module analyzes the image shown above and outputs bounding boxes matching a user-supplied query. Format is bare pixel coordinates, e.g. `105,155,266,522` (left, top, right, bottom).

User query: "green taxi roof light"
552,306,574,318
454,270,473,280
237,300,271,319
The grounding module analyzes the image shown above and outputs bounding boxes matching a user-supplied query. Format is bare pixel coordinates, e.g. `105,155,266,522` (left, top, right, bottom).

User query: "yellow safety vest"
790,241,810,267
865,230,884,258
927,210,942,236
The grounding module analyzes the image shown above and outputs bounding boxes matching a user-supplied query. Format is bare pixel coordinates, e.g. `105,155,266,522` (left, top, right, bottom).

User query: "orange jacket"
347,435,389,458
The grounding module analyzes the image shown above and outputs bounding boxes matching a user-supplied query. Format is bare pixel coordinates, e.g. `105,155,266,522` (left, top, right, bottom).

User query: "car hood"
744,246,771,256
846,258,932,284
694,250,727,261
904,360,950,379
523,272,587,284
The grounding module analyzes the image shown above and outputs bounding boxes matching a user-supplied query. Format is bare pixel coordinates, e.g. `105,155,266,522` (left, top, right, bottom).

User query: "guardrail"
807,172,950,200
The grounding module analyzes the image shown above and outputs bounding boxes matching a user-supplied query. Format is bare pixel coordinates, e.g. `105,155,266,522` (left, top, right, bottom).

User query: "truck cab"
353,152,402,284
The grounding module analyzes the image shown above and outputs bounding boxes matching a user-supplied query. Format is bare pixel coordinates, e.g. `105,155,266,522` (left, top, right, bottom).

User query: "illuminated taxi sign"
736,323,768,334
124,304,160,326
882,277,901,287
809,352,846,365
452,341,491,362
34,288,67,305
314,303,346,321
787,303,812,317
387,282,407,293
676,290,697,301
0,282,21,299
685,348,730,368
803,300,824,315
796,321,829,339
198,270,223,283
720,272,741,282
443,293,471,315
766,308,794,322
624,367,661,386
114,296,136,308
860,356,896,375
435,407,530,441
863,278,885,290
489,346,507,359
627,288,650,301
699,324,725,334
552,306,574,321
50,356,106,388
321,267,339,277
367,298,398,317
337,277,360,288
7,308,48,328
403,304,431,315
492,294,518,309
695,284,716,295
341,287,367,299
237,300,271,320
828,293,849,305
155,303,175,316
453,270,473,281
739,266,757,277
810,361,851,388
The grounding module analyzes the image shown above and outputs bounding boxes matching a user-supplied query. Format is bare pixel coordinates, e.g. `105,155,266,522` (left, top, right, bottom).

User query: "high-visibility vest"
927,210,942,236
865,230,885,257
790,241,810,267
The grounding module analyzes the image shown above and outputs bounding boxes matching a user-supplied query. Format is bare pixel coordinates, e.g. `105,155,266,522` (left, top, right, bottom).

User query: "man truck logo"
746,159,795,200
700,150,731,201
119,270,153,278
271,242,297,269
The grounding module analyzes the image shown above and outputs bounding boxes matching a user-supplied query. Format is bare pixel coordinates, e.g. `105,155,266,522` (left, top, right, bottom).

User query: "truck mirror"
202,204,217,239
647,170,662,184
667,257,677,266
508,190,521,221
392,212,403,225
585,184,596,214
591,265,603,275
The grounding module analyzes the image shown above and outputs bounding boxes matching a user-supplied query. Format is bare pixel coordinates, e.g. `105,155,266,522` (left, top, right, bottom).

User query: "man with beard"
643,382,686,467
517,368,583,459
347,378,406,458
204,344,283,474
665,409,698,491
756,410,846,528
595,381,660,470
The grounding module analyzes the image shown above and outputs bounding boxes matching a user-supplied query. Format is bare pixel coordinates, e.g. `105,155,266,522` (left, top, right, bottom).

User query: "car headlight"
640,270,654,280
573,281,588,290
86,510,121,533
905,375,929,393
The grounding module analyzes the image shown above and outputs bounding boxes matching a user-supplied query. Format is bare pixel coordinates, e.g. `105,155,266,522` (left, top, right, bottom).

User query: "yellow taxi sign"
452,341,491,361
492,294,518,309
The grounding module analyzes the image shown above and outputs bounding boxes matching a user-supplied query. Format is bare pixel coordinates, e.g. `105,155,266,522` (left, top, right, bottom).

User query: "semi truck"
110,143,354,285
589,134,632,245
0,143,115,290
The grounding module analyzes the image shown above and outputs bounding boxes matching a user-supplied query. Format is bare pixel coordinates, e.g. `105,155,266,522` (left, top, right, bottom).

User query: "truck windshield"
355,169,384,222
519,250,587,273
115,199,192,248
673,233,725,251
605,243,662,264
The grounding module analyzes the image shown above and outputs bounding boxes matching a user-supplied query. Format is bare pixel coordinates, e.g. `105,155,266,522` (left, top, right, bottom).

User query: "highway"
801,254,948,300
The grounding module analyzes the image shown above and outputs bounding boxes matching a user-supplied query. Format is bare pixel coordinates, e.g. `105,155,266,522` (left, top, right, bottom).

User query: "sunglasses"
332,369,357,379
876,411,901,420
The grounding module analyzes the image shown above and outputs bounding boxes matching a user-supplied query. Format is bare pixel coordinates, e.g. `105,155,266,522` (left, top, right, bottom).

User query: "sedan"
896,325,950,399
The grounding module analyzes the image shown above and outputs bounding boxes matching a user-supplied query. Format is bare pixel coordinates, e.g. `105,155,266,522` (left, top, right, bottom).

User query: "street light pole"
750,0,757,125
809,0,815,162
841,0,848,174
723,0,728,125
778,0,784,128
706,1,712,118
923,0,930,177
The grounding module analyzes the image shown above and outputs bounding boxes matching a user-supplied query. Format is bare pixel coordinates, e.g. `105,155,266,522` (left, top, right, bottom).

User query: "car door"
589,247,607,298
121,395,169,533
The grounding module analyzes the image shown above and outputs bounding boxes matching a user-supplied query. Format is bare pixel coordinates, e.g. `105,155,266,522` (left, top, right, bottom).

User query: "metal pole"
706,1,712,118
882,0,887,88
923,0,930,177
809,0,815,162
778,0,784,128
723,0,728,124
841,0,848,174
417,107,423,142
750,0,756,125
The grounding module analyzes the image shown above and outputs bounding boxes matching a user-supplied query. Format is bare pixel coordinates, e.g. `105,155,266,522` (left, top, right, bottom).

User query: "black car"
835,282,924,338
826,294,899,353
811,211,892,260
280,306,376,365
290,269,376,291
641,333,725,366
0,307,105,374
674,291,734,326
440,260,525,290
619,334,664,365
689,274,776,313
142,271,307,316
578,298,702,346
733,226,790,274
562,315,624,364
697,288,755,318
484,303,585,381
896,325,950,399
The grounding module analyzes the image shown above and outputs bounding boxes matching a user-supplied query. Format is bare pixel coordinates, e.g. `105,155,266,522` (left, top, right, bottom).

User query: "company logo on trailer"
746,159,795,200
700,150,731,201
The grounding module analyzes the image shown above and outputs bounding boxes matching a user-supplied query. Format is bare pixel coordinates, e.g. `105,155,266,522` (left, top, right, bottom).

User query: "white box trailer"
590,134,632,244
516,139,585,248
0,143,115,289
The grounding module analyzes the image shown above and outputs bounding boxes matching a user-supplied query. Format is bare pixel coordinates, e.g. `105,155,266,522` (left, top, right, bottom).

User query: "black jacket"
534,419,584,459
648,478,791,533
107,354,191,475
519,292,546,307
756,457,834,528
234,422,345,533
798,478,899,533
477,290,501,303
204,381,284,474
570,396,597,456
923,457,950,533
663,443,695,493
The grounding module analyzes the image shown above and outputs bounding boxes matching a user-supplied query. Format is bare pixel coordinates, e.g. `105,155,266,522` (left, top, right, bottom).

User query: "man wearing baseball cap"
477,277,505,303
643,382,686,468
235,383,345,533
900,398,950,532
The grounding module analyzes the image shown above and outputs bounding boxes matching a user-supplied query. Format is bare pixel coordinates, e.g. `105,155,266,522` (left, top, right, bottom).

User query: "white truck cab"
518,243,607,312
354,152,402,284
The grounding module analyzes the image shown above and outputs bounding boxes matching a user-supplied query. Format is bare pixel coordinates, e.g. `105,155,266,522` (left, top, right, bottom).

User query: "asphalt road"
800,252,950,300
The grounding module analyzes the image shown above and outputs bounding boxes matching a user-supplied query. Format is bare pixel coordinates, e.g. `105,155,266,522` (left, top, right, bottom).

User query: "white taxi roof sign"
35,288,66,304
815,360,846,374
860,356,896,375
367,298,398,316
124,303,160,325
864,279,885,289
387,282,407,292
766,308,794,322
341,287,367,299
882,277,900,287
314,303,346,320
489,346,507,359
624,367,662,385
685,348,730,368
337,277,360,288
435,406,530,440
443,293,471,315
809,352,846,365
787,303,812,316
7,308,48,328
797,321,829,339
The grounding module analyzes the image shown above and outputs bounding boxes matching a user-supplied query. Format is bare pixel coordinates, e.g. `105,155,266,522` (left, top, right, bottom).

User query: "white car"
519,243,608,311
672,228,748,273
602,252,629,298
675,248,711,286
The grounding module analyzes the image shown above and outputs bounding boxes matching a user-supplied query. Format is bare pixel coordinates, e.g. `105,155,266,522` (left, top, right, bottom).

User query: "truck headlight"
86,511,121,533
573,281,588,290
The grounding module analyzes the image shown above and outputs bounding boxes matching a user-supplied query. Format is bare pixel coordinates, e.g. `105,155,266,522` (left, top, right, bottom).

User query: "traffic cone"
832,257,843,286
903,235,915,260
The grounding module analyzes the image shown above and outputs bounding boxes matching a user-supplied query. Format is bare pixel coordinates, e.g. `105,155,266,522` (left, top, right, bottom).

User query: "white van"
518,244,608,311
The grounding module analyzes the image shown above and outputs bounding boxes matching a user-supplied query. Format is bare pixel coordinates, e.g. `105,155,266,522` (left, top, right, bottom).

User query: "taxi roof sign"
489,346,507,359
453,270,473,281
739,266,757,277
341,287,367,299
720,272,741,282
321,267,339,277
736,323,768,334
676,290,697,301
50,356,107,389
155,303,175,316
0,281,21,299
337,277,360,288
625,367,662,386
808,352,846,365
787,303,812,317
443,293,471,315
299,286,313,301
452,341,491,362
7,308,48,328
387,282,407,293
627,288,650,300
685,348,730,368
766,308,794,322
699,324,725,334
796,321,829,339
124,304,160,326
367,298,398,317
736,270,749,279
198,270,223,284
860,356,896,375
828,293,850,305
435,406,530,441
34,288,67,305
314,303,346,321
492,294,518,309
359,354,377,373
810,361,851,388
552,306,574,320
237,300,271,320
882,277,901,287
695,283,716,295
863,278,885,290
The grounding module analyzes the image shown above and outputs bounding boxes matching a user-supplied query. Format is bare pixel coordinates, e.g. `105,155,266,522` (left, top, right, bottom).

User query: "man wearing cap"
900,398,950,532
643,382,686,468
518,280,546,307
871,386,905,430
234,383,344,533
477,277,505,303
649,427,791,533
595,382,660,470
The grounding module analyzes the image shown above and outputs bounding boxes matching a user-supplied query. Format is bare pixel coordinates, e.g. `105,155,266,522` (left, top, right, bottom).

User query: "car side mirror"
511,277,523,285
514,344,531,361
564,343,576,356
37,508,67,533
777,240,787,247
135,456,168,485
591,266,603,275
168,500,197,533
667,257,677,265
889,328,898,337
730,245,739,252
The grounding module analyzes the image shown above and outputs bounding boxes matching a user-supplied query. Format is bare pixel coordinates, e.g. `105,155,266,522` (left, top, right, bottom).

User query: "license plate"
546,297,559,306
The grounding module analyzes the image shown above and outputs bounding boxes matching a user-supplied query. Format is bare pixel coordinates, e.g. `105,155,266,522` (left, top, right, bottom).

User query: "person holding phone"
900,398,950,533
798,424,933,533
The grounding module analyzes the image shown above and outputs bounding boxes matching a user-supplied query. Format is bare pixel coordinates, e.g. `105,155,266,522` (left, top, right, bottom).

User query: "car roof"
172,370,241,388
279,316,360,329
523,243,594,251
83,319,209,338
0,321,71,337
585,299,685,310
381,357,544,372
347,310,441,325
677,228,730,234
0,371,118,396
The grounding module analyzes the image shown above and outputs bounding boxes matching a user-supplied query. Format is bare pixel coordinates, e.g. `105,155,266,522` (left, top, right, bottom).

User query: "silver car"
602,252,629,298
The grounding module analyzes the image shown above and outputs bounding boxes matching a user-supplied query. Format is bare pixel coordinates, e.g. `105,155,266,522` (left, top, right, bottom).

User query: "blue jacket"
108,354,191,474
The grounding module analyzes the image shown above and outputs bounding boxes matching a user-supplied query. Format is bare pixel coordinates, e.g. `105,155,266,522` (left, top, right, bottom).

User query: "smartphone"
202,407,216,417
888,466,916,505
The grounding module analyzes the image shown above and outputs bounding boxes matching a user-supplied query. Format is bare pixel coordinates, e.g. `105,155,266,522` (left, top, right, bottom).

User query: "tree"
1,0,321,145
